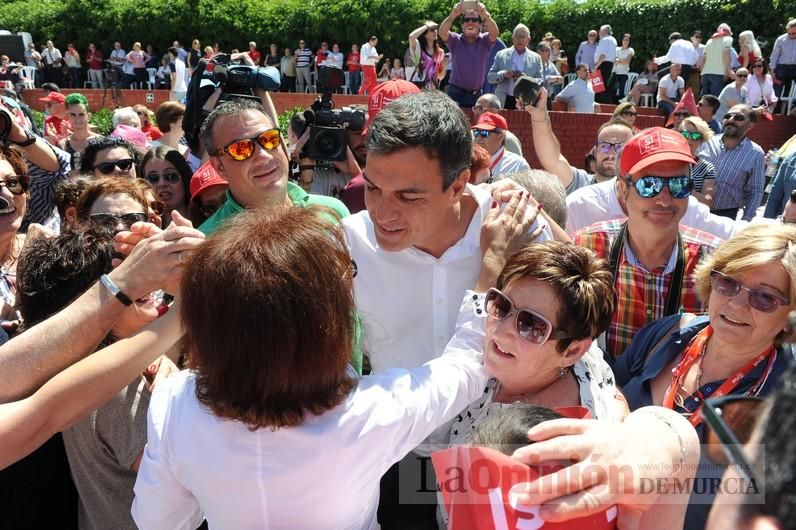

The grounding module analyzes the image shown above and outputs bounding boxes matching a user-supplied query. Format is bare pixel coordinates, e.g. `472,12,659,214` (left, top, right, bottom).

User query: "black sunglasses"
94,158,135,174
88,212,147,229
0,175,29,195
144,171,181,185
463,17,481,23
622,110,638,117
724,112,747,122
673,111,691,118
701,396,765,485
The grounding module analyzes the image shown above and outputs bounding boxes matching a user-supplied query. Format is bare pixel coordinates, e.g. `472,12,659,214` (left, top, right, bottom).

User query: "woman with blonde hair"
679,116,716,207
126,42,150,88
738,30,762,69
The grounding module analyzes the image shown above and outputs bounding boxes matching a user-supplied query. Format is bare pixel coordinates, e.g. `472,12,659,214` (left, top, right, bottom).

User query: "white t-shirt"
360,42,379,67
171,58,187,92
613,47,634,75
132,295,487,530
658,74,685,98
565,177,743,239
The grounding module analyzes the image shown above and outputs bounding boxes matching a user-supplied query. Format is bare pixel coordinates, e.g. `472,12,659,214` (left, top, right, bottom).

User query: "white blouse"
744,74,778,108
132,293,488,530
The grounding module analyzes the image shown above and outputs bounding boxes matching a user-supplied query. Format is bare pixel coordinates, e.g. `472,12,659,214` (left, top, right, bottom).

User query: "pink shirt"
126,50,148,69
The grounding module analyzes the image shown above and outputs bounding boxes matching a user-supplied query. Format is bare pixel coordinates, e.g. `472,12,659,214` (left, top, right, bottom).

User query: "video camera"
301,67,366,161
183,53,280,153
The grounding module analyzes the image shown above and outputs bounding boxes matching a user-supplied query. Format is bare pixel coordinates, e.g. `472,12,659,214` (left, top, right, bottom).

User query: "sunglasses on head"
624,175,693,199
473,129,500,138
485,288,570,345
215,129,282,161
144,171,181,185
673,111,691,118
700,396,765,484
595,141,624,154
94,158,134,174
681,130,703,141
724,112,747,122
89,212,147,229
710,270,789,313
621,110,638,117
0,175,29,195
463,17,481,23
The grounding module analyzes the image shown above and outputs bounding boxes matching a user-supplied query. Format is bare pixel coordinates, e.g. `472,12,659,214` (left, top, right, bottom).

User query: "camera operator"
0,99,71,231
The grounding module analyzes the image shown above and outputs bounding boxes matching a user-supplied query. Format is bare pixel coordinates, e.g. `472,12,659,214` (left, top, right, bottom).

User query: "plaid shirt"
574,220,723,357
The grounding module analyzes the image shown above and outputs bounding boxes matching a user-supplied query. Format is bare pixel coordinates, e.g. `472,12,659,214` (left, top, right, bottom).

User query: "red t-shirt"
248,50,261,65
87,49,103,70
141,122,163,141
316,50,329,67
347,52,361,71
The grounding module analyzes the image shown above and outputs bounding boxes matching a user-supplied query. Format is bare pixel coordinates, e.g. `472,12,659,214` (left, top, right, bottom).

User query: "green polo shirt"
198,181,362,374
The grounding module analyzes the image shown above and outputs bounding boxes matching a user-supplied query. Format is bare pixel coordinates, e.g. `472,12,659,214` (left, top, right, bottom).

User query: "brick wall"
22,88,795,170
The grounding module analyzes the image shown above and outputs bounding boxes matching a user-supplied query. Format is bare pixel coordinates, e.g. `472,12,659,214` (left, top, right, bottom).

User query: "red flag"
666,87,699,127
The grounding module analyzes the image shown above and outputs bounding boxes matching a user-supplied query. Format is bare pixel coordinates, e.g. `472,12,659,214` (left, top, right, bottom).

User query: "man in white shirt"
41,40,63,86
555,62,594,112
471,111,529,178
358,36,382,95
594,24,617,103
657,63,685,120
654,32,696,81
167,47,187,103
109,42,127,89
343,88,549,528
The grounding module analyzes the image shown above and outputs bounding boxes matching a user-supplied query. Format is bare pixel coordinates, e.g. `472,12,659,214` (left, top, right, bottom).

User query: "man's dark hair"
739,364,796,528
669,32,682,41
41,82,60,93
168,47,179,57
17,225,116,330
365,91,471,189
81,136,136,172
473,405,563,455
53,175,92,220
700,95,720,115
200,98,273,155
692,30,703,39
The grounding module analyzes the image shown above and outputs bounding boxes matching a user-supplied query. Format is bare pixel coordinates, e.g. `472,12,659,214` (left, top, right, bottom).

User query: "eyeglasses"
724,112,748,122
710,270,790,312
681,130,703,141
463,17,481,23
736,74,749,78
473,129,500,138
595,141,624,154
701,396,765,485
621,110,637,117
88,212,147,229
144,171,181,185
215,129,282,161
673,111,691,118
624,175,693,199
472,104,487,112
94,158,134,174
0,175,29,195
484,288,570,345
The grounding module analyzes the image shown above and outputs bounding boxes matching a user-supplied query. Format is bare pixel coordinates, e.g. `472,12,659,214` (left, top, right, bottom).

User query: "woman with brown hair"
132,194,533,529
140,146,192,227
76,177,150,233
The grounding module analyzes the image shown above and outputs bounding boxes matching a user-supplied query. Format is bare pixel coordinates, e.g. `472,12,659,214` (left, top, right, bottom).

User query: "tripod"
101,64,123,108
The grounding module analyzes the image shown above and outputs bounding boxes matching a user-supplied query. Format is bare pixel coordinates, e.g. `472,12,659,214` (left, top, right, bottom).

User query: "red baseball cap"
472,112,508,131
619,127,695,177
190,161,228,201
362,80,420,134
38,91,66,104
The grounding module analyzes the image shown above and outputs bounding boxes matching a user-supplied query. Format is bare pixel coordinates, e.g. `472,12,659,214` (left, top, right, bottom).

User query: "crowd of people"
0,3,795,530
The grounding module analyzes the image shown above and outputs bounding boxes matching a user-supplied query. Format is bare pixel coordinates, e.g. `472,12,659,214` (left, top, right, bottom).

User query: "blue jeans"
658,100,675,121
701,74,726,97
447,84,481,108
348,71,361,95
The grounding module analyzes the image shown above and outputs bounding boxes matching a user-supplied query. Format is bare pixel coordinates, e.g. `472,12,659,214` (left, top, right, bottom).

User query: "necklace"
498,366,570,403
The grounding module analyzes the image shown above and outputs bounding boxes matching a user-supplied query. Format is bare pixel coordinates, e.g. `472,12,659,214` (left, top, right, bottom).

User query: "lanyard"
608,223,685,317
489,148,505,172
663,325,777,427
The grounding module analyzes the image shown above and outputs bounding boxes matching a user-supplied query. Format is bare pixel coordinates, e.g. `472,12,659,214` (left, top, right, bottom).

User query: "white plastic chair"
639,93,655,107
779,80,796,115
624,72,639,97
19,66,36,90
342,71,350,94
563,73,576,86
145,68,156,90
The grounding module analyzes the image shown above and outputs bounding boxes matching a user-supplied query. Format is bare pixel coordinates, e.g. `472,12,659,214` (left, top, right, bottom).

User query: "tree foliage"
0,0,791,71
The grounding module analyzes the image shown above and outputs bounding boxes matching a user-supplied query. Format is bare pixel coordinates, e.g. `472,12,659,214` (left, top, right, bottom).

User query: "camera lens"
316,130,343,158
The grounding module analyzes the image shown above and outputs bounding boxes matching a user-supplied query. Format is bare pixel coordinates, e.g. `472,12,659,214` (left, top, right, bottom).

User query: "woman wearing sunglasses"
140,146,192,227
75,177,150,234
745,60,778,116
445,241,623,450
615,222,796,529
0,148,31,336
611,101,639,131
678,116,716,207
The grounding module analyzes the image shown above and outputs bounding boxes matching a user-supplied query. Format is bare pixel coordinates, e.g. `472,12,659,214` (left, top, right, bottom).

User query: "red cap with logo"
618,127,695,177
472,111,508,131
190,161,228,201
362,80,421,134
38,91,66,104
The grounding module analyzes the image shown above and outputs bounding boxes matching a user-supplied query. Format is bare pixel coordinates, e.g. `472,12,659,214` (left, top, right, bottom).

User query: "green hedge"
1,0,792,73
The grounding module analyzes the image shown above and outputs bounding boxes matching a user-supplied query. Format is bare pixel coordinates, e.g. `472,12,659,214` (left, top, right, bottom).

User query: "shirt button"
476,309,483,314
646,309,652,315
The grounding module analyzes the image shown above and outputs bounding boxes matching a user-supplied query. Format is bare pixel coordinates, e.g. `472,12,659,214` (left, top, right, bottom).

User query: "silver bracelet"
637,410,687,468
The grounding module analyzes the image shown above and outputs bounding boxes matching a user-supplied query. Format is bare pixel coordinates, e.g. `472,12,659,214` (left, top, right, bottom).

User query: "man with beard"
699,104,765,221
574,127,723,358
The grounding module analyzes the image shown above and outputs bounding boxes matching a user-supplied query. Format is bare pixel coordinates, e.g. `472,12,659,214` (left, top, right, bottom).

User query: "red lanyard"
489,149,505,172
662,325,776,427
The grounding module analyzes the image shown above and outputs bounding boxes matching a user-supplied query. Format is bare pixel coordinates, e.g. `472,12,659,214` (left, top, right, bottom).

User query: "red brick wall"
23,89,795,170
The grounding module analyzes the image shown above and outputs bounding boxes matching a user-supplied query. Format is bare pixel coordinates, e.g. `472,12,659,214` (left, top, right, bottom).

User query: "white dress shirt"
344,183,551,374
132,294,488,530
565,177,743,239
594,36,617,63
654,39,696,66
360,42,379,67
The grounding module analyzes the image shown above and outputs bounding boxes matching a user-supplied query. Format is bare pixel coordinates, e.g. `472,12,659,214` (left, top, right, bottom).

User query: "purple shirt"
447,32,493,90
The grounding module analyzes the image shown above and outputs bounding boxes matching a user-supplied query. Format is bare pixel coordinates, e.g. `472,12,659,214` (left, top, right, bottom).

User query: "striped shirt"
295,48,313,69
770,33,796,70
574,220,723,357
698,135,765,220
691,158,716,192
22,144,71,230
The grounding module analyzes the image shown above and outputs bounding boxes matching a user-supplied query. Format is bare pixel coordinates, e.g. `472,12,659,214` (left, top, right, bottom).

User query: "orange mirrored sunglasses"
215,129,282,161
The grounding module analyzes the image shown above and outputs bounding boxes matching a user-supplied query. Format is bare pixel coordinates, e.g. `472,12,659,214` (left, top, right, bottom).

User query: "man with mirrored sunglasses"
574,127,724,358
699,104,765,221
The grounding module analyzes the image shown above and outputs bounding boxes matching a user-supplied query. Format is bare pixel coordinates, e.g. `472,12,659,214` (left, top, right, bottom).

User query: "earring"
559,366,568,378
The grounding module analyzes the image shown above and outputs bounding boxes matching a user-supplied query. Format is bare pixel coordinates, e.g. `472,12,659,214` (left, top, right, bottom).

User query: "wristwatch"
100,274,134,306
